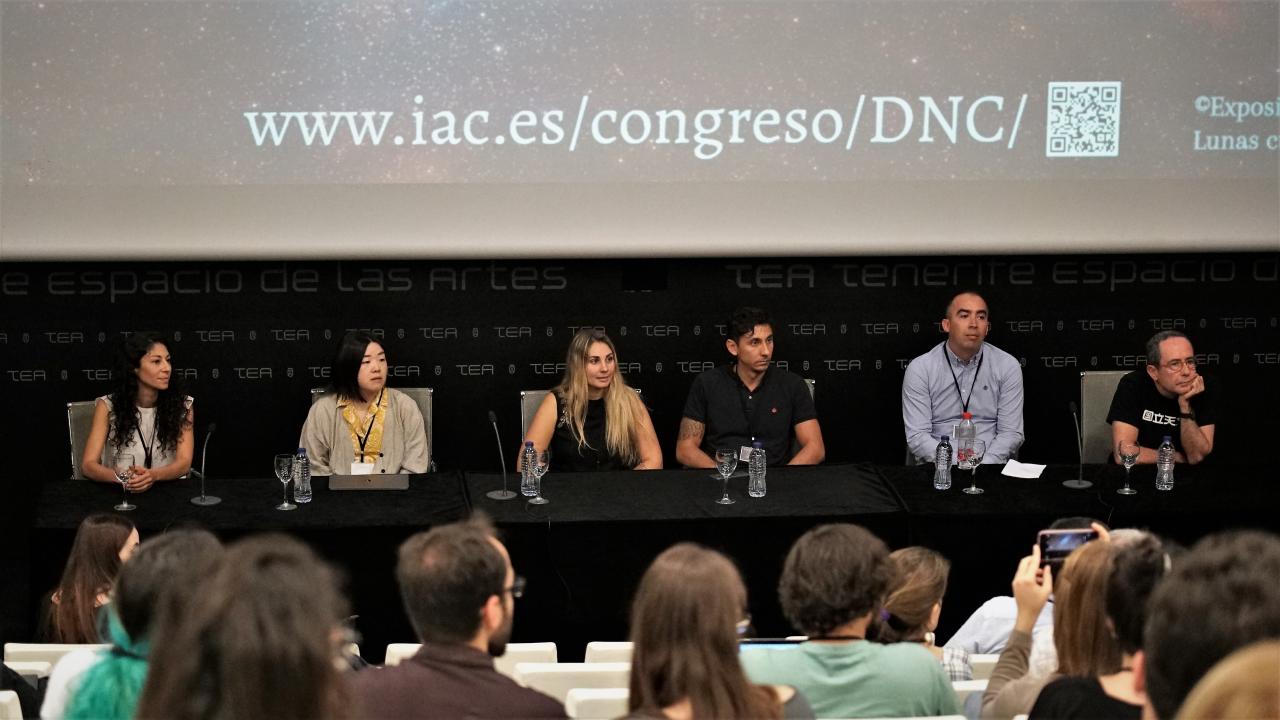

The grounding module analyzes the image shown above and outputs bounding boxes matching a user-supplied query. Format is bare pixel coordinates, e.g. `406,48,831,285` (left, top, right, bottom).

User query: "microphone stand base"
485,490,518,501
1061,479,1093,490
190,495,223,506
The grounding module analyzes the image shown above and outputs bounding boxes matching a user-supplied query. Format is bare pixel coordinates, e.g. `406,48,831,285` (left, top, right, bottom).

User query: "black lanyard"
354,388,385,462
943,345,983,414
135,420,156,469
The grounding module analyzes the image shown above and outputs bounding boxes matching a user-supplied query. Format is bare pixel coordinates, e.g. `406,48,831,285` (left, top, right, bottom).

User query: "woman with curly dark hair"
81,332,193,493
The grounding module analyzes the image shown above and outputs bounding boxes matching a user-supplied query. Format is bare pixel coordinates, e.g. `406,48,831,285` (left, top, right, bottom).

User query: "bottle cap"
1162,435,1172,442
752,441,763,449
962,412,972,420
941,435,950,442
525,440,534,447
296,447,306,455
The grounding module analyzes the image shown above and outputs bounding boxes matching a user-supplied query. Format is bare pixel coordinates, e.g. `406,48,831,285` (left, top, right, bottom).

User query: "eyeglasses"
1161,358,1197,371
504,576,526,600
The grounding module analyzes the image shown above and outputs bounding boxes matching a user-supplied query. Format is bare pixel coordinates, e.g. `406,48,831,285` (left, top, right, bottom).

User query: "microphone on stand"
1063,402,1092,489
191,422,223,506
485,411,517,500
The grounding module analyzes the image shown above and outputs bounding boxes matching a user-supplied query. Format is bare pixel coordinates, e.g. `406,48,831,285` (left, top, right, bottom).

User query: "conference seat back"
565,688,629,719
2,661,52,681
519,389,643,439
66,401,97,480
583,641,632,663
1081,371,1128,462
3,643,109,666
970,653,999,679
512,662,630,703
384,641,557,679
0,690,23,720
952,678,988,705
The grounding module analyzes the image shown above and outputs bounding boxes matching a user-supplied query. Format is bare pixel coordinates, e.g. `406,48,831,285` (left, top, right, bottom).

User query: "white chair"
383,643,420,666
384,641,557,678
3,643,109,665
953,678,988,705
583,641,632,663
520,389,644,438
311,386,435,470
2,660,52,680
1080,370,1128,463
512,662,630,703
0,691,23,720
970,653,999,679
565,688,629,719
66,400,98,479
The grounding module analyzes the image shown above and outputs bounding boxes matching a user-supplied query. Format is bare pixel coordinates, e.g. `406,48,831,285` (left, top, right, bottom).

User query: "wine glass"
959,439,987,495
714,449,738,505
528,450,551,505
274,453,296,511
1117,440,1140,495
112,452,136,511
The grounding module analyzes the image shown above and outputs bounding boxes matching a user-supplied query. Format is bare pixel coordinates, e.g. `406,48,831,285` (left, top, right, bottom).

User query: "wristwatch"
1178,411,1196,421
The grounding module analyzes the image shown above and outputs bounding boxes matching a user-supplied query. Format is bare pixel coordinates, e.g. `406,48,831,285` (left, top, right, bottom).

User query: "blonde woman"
523,329,662,471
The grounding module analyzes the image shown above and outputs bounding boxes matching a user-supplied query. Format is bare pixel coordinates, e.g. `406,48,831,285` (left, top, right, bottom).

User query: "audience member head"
137,535,349,720
108,331,188,455
557,328,644,464
395,515,516,656
779,524,891,637
329,330,386,402
66,529,223,720
1105,532,1176,657
1174,640,1280,720
874,547,950,643
1140,530,1280,720
49,513,138,643
628,543,780,720
1053,539,1122,676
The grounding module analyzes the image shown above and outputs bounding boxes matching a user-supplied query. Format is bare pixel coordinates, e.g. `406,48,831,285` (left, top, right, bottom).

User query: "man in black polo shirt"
1107,330,1218,464
676,307,825,467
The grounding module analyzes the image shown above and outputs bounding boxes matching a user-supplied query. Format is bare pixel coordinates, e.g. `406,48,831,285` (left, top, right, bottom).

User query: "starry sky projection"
2,0,1276,186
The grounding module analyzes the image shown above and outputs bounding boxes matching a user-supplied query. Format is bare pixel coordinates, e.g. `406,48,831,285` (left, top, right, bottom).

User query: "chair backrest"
512,662,630,703
3,643,109,665
0,690,23,720
66,401,97,480
312,387,434,469
383,643,420,666
519,389,644,439
583,641,632,663
1081,371,1128,462
2,660,52,680
970,653,999,680
952,678,988,705
803,377,815,399
565,688,629,719
383,641,556,678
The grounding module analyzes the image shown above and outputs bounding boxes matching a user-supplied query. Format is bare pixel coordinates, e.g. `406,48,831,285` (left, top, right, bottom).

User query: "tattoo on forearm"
678,418,704,441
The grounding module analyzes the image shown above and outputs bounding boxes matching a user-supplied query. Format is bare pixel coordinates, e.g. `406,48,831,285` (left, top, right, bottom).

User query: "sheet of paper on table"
1002,460,1046,478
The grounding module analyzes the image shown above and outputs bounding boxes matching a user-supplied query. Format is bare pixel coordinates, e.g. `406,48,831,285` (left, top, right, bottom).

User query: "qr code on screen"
1045,81,1122,157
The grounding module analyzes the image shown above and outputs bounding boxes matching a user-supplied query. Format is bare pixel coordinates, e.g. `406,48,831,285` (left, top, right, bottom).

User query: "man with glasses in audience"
1107,330,1217,464
352,516,565,719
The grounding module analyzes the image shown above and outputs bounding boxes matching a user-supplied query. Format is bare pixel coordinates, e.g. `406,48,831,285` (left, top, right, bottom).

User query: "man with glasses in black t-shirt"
1107,330,1217,465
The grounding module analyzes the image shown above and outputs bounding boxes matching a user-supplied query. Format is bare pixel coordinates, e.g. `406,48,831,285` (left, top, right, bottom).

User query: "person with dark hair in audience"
41,513,139,644
873,547,973,681
136,535,351,720
41,529,223,720
1136,530,1280,720
81,332,194,491
301,330,429,475
627,543,814,719
523,328,662,471
676,307,824,468
982,534,1122,720
741,524,959,719
1175,640,1280,720
1108,330,1217,464
1028,532,1176,720
902,291,1024,464
351,516,564,719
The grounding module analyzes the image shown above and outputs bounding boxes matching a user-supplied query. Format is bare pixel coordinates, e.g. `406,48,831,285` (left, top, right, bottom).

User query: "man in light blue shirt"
902,291,1024,464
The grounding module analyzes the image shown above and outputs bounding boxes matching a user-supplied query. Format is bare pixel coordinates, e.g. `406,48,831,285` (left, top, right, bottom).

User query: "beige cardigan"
981,628,1057,719
300,388,430,475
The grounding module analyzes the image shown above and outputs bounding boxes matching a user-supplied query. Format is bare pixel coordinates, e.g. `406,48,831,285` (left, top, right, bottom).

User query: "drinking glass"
714,449,738,505
528,450,551,505
959,439,987,495
274,453,296,511
112,452,136,511
1117,440,1140,495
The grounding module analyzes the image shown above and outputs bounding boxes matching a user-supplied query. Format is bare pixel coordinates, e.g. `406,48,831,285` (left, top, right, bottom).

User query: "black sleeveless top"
550,394,626,471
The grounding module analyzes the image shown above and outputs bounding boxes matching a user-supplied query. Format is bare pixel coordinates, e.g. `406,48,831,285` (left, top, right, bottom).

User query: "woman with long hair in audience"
872,546,973,681
627,543,814,719
42,513,139,643
136,534,351,720
982,533,1123,719
300,330,429,475
81,332,194,491
523,328,662,471
41,529,224,720
1028,532,1177,720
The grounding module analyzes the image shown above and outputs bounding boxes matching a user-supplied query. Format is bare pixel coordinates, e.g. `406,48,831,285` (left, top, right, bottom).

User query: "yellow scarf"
340,389,388,464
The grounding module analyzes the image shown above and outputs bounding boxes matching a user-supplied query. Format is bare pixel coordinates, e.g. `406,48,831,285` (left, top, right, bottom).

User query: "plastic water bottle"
1156,435,1175,491
293,447,312,503
955,412,976,446
747,442,767,498
521,441,537,496
934,435,953,490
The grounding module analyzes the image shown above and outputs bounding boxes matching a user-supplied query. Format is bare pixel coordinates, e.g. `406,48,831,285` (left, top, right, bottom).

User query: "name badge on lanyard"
350,461,375,475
